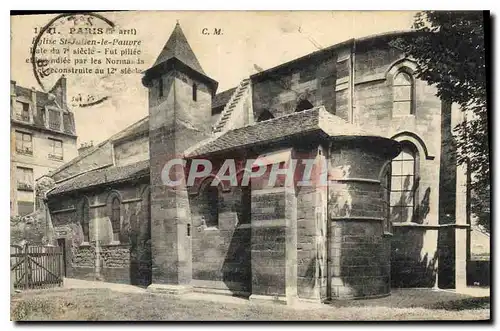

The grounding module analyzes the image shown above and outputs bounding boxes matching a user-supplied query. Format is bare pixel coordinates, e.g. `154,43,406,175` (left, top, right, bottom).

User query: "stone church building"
43,23,470,303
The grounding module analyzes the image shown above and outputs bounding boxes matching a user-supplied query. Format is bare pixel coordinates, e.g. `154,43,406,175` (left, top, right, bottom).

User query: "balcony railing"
49,121,61,130
17,182,34,191
15,114,30,122
16,147,33,156
48,153,63,161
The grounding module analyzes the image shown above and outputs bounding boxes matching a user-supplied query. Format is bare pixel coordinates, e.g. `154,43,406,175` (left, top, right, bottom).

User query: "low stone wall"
70,243,132,284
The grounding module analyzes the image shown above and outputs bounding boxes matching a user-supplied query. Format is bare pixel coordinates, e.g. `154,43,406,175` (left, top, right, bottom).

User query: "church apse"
327,137,400,299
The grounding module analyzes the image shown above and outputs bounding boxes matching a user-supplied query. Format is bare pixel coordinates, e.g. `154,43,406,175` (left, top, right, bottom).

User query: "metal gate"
10,244,64,290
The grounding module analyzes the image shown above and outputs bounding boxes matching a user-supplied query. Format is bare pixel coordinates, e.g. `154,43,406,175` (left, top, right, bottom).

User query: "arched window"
381,163,392,233
390,143,418,223
393,71,414,116
81,198,90,242
295,99,314,112
201,179,219,228
111,197,121,242
257,110,274,122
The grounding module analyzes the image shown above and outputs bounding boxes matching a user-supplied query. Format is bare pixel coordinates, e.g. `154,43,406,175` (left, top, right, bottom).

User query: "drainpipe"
95,217,101,280
350,40,356,124
325,140,333,300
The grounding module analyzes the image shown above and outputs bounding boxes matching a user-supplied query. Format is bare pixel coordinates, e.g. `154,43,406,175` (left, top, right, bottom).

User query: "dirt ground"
11,286,490,321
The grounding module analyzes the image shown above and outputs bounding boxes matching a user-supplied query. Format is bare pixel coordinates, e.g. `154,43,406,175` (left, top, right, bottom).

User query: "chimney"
49,75,68,111
60,75,67,109
10,80,16,97
10,81,16,118
78,141,94,155
31,87,37,119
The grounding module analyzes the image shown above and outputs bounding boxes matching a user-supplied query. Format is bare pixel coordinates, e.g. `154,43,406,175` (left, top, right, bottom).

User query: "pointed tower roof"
143,21,218,93
152,22,206,75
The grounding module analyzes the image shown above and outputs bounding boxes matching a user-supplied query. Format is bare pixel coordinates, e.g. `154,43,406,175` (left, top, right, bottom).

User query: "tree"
391,11,489,232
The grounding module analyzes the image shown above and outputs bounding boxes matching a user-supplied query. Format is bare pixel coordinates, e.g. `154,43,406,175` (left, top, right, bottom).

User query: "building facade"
43,24,474,302
11,77,78,217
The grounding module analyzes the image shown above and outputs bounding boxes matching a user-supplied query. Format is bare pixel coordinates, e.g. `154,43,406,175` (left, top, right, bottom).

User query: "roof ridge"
232,106,322,133
49,159,150,196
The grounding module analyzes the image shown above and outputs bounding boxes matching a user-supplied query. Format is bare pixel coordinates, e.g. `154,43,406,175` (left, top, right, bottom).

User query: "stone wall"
47,181,151,286
295,147,328,302
352,41,452,289
190,186,251,295
147,67,214,288
252,53,338,119
327,140,395,299
391,226,439,288
250,186,297,304
114,134,149,167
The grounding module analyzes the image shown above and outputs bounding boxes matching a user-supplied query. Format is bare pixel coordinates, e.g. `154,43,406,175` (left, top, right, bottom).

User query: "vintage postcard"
10,10,490,321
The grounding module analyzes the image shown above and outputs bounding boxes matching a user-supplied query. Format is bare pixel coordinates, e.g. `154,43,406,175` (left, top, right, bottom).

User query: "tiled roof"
212,87,236,110
48,160,150,196
12,84,76,136
185,106,372,157
152,23,206,75
15,86,33,98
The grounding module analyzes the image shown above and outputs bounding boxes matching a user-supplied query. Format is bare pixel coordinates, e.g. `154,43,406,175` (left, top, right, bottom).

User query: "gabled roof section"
48,160,150,196
152,22,206,75
185,106,385,158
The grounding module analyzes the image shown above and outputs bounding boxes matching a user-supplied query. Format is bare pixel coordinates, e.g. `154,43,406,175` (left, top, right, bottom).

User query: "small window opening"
192,83,197,101
295,99,314,112
158,78,164,98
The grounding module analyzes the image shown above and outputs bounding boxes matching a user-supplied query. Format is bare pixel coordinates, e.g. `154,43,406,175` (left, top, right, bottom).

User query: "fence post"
23,243,29,290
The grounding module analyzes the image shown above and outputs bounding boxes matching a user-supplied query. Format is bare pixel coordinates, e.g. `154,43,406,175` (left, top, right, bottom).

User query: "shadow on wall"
129,189,152,287
391,183,439,288
390,177,431,225
221,186,251,295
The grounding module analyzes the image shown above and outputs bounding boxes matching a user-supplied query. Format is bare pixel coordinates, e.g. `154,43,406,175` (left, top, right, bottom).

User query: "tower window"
192,83,197,101
158,78,163,97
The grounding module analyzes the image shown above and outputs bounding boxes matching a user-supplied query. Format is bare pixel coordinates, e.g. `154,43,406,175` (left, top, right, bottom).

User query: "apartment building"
10,76,78,216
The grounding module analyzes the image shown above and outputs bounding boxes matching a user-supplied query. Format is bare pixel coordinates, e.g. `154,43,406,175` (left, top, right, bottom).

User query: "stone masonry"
44,26,470,303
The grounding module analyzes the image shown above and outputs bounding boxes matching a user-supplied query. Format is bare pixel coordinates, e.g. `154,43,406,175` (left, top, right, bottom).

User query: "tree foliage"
392,11,489,231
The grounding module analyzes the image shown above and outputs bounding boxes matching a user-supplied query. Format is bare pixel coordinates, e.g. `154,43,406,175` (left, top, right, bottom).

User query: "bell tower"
142,22,218,293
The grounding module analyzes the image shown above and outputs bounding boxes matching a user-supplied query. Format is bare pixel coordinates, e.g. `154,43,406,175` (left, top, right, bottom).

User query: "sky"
11,11,417,145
